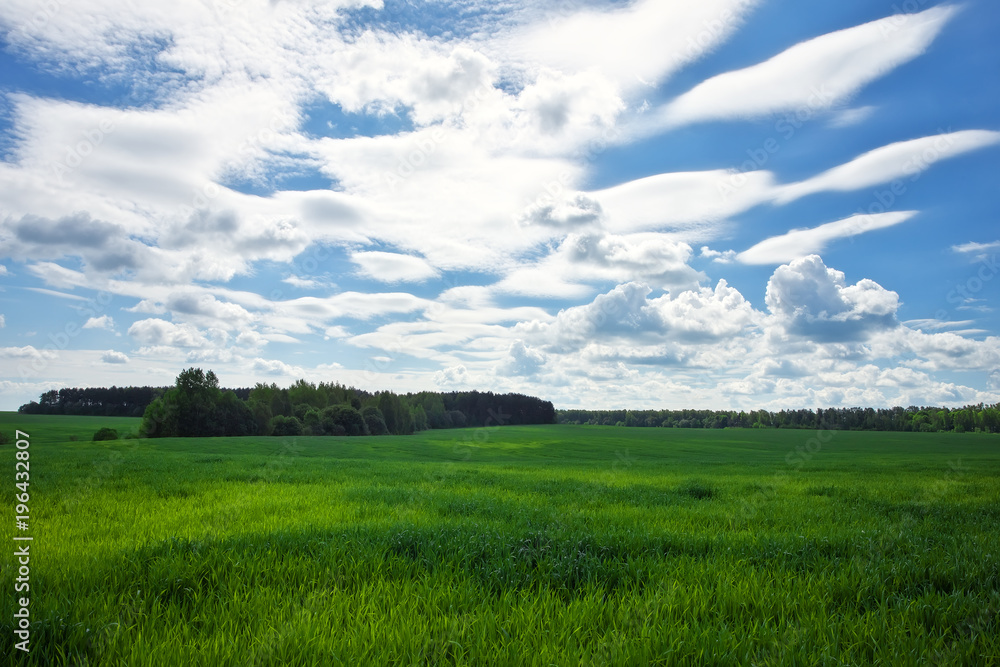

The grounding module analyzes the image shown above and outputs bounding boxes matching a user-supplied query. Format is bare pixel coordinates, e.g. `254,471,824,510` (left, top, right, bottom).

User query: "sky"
0,0,998,412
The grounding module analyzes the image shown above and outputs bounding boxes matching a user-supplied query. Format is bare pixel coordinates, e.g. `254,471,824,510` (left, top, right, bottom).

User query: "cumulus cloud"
496,341,546,377
497,233,705,298
127,319,209,348
5,212,148,273
83,315,115,330
252,358,303,377
700,247,737,264
518,278,759,355
515,193,604,229
164,293,255,329
0,346,55,360
101,350,129,364
765,255,899,342
435,365,471,388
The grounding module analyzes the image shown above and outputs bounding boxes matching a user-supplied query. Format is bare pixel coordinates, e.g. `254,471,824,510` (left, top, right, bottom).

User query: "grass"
1,413,998,665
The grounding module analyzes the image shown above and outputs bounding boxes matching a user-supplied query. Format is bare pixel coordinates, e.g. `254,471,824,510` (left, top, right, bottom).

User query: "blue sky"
1,0,998,411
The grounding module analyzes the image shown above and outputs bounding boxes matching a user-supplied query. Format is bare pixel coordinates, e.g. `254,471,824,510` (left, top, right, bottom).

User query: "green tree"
288,380,324,411
139,368,258,438
361,406,389,435
140,395,178,438
322,405,366,436
270,415,303,437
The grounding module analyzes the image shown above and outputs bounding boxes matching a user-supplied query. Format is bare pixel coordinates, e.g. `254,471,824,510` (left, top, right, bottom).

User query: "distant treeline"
558,405,1000,434
18,386,249,417
19,368,556,438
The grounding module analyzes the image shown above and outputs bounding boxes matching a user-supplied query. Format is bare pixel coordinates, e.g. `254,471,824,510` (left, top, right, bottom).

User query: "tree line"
19,368,556,438
18,386,217,418
558,405,1000,433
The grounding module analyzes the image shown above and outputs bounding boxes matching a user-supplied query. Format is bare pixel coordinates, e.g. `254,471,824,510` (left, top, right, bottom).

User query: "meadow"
1,412,998,665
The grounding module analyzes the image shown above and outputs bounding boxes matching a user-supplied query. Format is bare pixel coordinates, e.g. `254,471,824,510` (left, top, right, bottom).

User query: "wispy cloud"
776,130,1000,204
738,212,918,265
350,251,440,283
24,287,88,301
953,240,1000,254
653,5,959,129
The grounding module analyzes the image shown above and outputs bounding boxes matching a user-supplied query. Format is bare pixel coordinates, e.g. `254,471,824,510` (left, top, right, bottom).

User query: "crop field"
1,413,999,665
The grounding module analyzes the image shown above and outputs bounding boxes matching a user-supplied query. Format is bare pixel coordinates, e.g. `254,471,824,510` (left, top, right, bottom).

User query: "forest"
558,405,1000,433
18,368,557,438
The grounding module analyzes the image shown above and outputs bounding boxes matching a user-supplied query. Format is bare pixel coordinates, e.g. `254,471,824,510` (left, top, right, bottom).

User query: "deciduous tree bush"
92,427,119,441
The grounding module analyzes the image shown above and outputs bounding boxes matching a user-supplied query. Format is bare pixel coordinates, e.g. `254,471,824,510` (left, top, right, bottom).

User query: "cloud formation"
765,255,899,342
0,0,997,412
738,212,917,265
656,5,959,128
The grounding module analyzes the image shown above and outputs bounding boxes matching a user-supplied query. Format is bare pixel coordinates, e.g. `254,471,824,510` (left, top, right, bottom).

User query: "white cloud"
496,340,546,377
163,293,255,329
252,358,304,377
827,105,877,128
655,5,959,128
25,287,88,301
591,169,777,234
510,0,762,90
350,251,440,283
738,211,917,265
517,278,759,355
83,315,115,331
0,314,4,328
0,1,996,412
283,275,336,290
434,365,477,389
700,247,737,264
953,240,1000,255
127,319,209,348
776,130,1000,204
0,345,55,360
496,233,704,298
101,350,129,364
765,255,899,342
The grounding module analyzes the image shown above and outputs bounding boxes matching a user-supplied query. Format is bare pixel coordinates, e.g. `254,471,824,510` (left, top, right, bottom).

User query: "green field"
2,413,998,665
